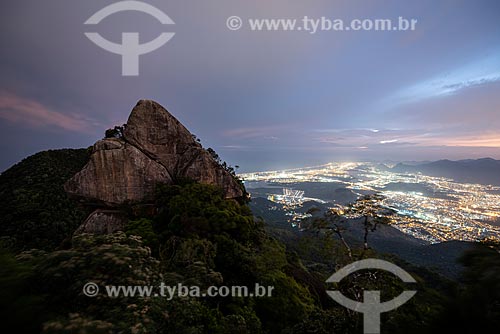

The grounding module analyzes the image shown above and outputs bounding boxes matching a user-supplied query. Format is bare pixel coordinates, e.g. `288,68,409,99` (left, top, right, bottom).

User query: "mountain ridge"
64,100,245,234
385,158,500,185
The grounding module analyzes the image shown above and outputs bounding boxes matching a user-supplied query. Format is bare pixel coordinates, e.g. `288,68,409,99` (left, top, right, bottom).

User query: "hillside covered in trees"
0,148,499,333
0,148,91,251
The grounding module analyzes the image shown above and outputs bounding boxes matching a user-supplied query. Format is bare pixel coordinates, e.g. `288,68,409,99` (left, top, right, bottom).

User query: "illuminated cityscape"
268,188,305,205
241,162,500,243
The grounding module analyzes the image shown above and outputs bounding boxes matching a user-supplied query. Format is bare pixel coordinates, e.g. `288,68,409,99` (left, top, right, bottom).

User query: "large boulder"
73,210,128,235
123,100,243,198
65,100,243,209
123,99,200,171
64,138,171,206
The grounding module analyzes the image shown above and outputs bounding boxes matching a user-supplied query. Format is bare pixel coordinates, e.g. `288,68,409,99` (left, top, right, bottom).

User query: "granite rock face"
123,100,243,199
65,100,243,233
73,210,127,235
64,138,171,206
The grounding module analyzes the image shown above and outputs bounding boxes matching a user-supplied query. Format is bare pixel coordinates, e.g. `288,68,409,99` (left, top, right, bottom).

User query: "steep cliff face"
123,100,243,198
64,138,172,206
65,100,243,233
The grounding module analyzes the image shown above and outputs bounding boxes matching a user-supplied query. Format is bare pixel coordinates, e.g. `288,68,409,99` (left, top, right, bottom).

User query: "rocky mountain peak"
64,100,243,233
124,100,201,164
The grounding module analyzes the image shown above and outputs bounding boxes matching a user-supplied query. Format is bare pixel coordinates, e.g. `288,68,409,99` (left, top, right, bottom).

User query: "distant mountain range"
382,158,500,186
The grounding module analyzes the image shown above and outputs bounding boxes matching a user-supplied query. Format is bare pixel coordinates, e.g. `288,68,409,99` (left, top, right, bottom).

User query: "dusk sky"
1,0,500,172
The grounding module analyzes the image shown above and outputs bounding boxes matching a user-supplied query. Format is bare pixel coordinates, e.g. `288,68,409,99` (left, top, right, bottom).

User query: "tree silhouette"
305,208,353,260
347,194,392,250
104,124,126,139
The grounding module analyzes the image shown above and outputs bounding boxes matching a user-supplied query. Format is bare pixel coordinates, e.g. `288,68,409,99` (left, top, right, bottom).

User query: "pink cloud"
0,91,98,133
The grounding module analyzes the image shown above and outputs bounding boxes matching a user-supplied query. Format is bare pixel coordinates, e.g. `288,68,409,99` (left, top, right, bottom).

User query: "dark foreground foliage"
1,150,499,333
0,149,91,251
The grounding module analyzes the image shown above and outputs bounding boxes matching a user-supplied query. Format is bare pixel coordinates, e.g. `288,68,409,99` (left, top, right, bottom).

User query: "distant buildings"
267,188,305,205
241,162,500,243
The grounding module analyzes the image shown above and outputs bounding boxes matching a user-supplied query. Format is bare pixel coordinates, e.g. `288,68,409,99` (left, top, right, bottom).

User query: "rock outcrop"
74,210,128,235
65,138,172,206
65,100,244,233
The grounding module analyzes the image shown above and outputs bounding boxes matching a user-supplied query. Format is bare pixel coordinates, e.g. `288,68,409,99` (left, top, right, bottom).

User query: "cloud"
380,139,398,144
387,52,500,105
0,91,99,133
222,125,292,139
312,127,500,150
314,128,381,134
431,134,500,148
313,128,420,147
220,145,249,150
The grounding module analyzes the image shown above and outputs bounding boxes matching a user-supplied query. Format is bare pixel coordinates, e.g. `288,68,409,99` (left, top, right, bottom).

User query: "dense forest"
0,149,499,333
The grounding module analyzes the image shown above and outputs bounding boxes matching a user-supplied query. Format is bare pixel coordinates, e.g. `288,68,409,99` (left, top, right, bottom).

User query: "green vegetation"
0,149,91,251
206,147,247,199
0,181,315,333
433,242,500,333
1,233,166,333
104,124,126,139
1,149,499,333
